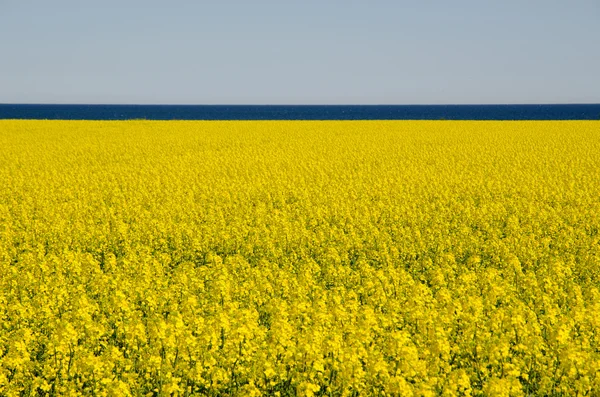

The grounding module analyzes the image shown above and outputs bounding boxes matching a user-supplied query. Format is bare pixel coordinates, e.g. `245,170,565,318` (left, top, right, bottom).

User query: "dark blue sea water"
1,104,599,120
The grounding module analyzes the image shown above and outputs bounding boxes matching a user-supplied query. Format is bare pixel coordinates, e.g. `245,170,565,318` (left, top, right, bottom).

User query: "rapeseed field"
1,120,599,396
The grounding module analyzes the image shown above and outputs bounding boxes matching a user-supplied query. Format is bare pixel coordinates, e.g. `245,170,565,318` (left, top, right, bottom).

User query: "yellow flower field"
1,120,599,396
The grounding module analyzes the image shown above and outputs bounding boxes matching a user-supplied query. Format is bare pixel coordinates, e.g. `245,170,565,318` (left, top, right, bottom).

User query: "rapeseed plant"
0,120,599,396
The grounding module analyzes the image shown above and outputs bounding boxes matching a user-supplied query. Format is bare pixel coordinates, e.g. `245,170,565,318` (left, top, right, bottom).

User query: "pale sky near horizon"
1,1,599,104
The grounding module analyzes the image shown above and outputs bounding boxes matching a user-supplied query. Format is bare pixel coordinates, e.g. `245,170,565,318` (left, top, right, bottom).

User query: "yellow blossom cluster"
1,120,599,396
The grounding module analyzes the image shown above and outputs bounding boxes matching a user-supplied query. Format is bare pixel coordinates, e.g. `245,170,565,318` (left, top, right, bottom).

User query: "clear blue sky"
1,1,599,104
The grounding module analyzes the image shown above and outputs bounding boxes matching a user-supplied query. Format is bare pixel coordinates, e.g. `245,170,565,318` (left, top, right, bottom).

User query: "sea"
0,104,599,120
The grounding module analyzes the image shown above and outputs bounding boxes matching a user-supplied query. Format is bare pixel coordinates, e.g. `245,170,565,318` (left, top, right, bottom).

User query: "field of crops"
1,120,599,396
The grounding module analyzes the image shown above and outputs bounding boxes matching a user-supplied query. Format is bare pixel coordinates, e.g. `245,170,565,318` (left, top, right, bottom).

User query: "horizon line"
2,103,600,107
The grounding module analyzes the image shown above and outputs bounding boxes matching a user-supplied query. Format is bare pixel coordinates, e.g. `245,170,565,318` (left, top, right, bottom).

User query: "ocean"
0,104,599,120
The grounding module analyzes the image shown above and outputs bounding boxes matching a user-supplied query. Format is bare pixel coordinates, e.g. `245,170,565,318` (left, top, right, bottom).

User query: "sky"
1,1,599,104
